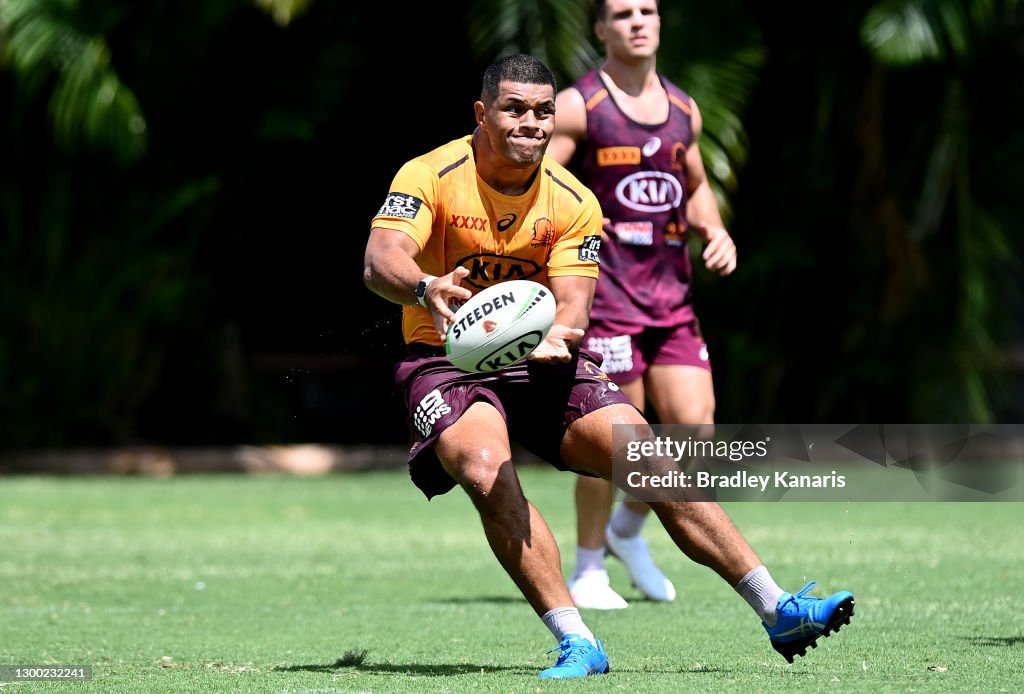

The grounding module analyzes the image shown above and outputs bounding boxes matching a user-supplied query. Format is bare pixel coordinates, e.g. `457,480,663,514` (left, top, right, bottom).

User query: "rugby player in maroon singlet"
547,0,738,609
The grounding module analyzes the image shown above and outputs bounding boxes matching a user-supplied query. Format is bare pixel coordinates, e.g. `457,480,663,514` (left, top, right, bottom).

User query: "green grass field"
1,470,1021,692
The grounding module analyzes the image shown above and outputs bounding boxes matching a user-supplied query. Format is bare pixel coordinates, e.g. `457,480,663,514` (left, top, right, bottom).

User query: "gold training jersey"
372,135,603,346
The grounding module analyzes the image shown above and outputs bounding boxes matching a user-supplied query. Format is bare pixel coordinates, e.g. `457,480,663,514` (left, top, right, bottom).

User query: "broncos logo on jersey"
531,217,554,247
583,360,620,391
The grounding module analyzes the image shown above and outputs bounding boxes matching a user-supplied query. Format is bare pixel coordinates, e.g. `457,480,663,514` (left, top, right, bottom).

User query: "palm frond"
466,0,599,87
861,0,944,64
0,0,146,162
859,0,1007,65
677,47,765,221
252,0,313,27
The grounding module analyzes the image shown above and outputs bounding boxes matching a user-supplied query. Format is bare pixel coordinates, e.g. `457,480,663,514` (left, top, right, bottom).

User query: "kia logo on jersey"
614,171,684,213
455,253,542,289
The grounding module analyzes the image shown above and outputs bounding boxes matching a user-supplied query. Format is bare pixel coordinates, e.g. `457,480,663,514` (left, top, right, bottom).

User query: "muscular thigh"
561,403,686,500
559,403,647,480
644,364,715,426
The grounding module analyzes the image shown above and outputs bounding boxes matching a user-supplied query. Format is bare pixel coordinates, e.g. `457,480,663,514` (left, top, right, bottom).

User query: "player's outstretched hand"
702,225,737,276
527,324,584,363
427,267,473,338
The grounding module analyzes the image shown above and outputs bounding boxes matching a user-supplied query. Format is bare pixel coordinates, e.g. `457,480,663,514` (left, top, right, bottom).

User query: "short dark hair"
480,54,557,103
592,0,659,22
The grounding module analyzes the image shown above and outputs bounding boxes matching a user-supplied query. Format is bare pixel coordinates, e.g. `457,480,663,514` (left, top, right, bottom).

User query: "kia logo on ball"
476,331,544,372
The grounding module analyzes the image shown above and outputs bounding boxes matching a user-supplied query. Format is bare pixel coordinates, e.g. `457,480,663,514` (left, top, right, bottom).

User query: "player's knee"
672,399,715,427
462,462,529,522
446,449,514,496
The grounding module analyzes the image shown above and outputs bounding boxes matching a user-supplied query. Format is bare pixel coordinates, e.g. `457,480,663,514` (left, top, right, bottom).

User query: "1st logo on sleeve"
377,193,424,219
579,235,602,263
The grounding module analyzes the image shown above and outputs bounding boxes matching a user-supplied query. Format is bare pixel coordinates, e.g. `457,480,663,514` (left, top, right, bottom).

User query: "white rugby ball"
445,280,556,373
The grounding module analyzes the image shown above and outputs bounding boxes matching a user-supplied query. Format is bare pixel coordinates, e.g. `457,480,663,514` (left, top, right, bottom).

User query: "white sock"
609,503,647,539
541,607,597,647
735,565,785,626
572,546,606,581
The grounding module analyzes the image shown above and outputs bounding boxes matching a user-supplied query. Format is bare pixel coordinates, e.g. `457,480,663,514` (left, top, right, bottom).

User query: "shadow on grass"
275,661,741,676
432,595,526,605
961,635,1024,647
683,664,730,674
274,662,532,676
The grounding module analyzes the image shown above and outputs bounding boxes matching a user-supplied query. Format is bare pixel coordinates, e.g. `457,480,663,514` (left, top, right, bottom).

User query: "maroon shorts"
584,318,711,385
394,345,633,499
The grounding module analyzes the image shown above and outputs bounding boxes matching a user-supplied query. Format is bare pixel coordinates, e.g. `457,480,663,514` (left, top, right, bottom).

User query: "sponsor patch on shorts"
587,335,633,374
377,192,423,219
579,235,602,263
413,389,451,437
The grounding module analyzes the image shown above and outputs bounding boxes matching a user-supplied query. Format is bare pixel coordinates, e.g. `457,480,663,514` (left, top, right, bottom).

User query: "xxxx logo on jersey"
450,214,488,231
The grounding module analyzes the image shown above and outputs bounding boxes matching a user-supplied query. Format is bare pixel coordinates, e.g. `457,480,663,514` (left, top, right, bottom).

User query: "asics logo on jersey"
451,214,488,231
615,171,684,213
455,253,542,289
497,213,518,231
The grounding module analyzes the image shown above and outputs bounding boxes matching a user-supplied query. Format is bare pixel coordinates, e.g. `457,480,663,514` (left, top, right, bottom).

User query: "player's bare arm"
684,101,737,276
548,88,615,239
363,227,472,337
527,275,593,363
546,87,587,166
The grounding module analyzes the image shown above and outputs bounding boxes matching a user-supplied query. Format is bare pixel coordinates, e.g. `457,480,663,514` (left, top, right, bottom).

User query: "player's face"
481,81,556,167
596,0,660,61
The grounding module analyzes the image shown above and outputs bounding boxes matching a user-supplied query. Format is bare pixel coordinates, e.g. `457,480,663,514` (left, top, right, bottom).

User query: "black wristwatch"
414,275,437,307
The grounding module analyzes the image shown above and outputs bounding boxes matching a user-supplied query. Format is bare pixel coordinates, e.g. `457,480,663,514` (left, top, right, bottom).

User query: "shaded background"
2,0,1022,450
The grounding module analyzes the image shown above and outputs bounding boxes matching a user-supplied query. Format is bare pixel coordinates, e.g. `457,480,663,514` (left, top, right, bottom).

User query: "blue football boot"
538,634,610,679
764,581,855,663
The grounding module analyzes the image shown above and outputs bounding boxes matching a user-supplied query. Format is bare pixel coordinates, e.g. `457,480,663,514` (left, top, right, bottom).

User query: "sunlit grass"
0,472,1021,692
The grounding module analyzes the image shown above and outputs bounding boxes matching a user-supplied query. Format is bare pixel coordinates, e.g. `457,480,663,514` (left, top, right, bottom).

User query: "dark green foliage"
1,0,1021,447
